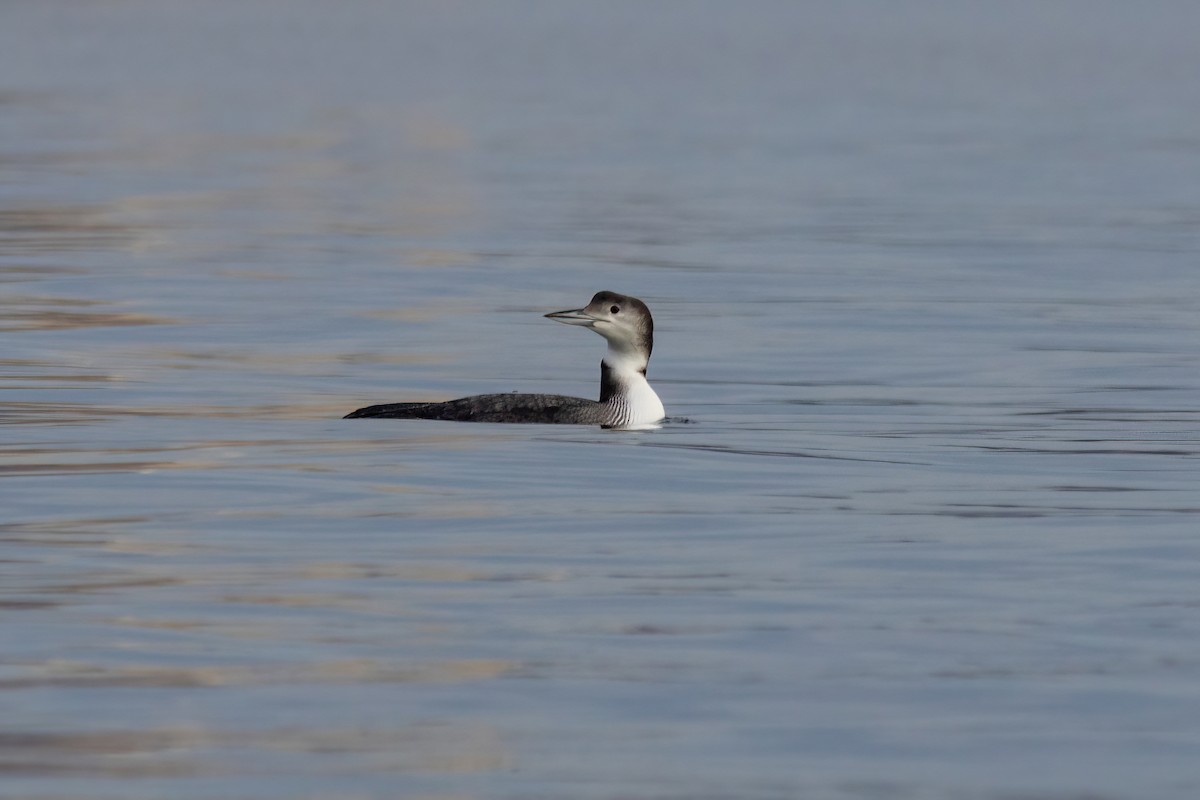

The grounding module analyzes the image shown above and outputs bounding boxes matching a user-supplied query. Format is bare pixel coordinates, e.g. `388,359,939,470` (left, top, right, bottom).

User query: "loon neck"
599,345,647,400
598,345,664,425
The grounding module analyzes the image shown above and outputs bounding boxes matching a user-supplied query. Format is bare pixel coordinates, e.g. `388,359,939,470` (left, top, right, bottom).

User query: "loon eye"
610,305,620,314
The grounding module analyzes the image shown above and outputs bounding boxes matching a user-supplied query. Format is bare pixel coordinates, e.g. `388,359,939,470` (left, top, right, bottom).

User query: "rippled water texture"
3,2,1200,798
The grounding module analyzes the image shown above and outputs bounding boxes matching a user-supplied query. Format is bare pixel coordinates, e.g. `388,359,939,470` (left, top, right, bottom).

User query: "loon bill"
344,291,666,428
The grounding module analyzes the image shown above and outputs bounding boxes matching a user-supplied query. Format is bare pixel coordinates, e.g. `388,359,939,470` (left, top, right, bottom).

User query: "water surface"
3,2,1200,798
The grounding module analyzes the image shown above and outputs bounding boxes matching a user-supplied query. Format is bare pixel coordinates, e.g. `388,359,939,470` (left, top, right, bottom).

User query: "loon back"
345,393,608,424
344,291,666,428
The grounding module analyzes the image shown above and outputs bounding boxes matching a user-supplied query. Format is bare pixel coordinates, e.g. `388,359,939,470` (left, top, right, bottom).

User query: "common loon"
344,291,666,428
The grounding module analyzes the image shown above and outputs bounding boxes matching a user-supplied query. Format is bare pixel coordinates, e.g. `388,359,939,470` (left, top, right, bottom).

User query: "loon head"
545,291,664,426
544,291,654,365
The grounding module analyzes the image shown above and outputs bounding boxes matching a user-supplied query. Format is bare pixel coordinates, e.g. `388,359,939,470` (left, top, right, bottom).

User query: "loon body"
345,291,666,428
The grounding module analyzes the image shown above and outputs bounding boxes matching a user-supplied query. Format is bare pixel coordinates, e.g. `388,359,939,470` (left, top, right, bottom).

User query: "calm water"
3,2,1200,798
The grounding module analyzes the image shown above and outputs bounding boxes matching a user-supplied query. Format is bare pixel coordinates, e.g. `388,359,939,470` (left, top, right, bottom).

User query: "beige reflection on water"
0,206,145,254
1,658,513,690
0,103,510,783
4,508,523,779
0,292,173,332
0,721,510,778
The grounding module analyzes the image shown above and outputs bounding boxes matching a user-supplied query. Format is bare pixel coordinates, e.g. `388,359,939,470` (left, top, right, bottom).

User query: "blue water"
3,2,1200,798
